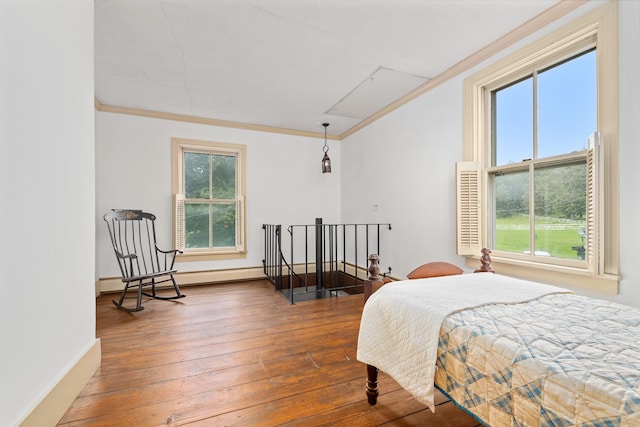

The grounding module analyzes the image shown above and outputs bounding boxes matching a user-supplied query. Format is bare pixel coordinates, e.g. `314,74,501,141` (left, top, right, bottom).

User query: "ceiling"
94,0,563,138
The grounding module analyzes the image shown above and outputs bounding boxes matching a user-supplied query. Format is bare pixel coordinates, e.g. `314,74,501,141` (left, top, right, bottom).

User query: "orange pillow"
406,262,463,280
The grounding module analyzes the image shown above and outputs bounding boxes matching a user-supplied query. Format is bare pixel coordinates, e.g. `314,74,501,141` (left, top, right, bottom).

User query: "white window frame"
459,2,619,293
172,137,247,261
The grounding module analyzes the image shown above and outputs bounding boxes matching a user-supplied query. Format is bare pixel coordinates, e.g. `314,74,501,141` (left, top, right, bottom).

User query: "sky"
494,49,596,166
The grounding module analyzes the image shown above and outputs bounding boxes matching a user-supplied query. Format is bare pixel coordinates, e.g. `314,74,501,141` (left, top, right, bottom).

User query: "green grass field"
496,215,585,259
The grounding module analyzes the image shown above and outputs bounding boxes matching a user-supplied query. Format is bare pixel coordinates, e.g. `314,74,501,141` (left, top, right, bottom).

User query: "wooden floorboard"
59,280,481,426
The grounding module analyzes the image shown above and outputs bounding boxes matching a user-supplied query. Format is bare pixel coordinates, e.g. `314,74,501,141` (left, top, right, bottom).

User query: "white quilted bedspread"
436,293,640,426
356,273,569,411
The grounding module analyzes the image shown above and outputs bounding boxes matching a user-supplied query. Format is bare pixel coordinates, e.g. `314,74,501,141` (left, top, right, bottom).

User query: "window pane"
538,50,596,159
185,152,210,199
495,171,530,254
211,155,236,199
212,204,236,247
534,162,587,259
493,77,533,166
185,203,209,248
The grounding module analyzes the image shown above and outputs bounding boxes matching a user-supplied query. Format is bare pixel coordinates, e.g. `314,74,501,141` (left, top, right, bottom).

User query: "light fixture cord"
323,123,329,152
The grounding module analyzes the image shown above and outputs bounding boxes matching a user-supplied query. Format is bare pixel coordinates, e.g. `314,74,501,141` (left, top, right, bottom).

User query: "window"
491,50,594,261
172,138,246,260
458,3,619,292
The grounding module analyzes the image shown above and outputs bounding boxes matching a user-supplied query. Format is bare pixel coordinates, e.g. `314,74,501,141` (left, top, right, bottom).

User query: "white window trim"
172,137,247,261
460,2,619,294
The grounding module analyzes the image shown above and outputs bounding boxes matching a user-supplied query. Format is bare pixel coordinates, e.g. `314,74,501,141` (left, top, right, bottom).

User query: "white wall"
341,80,463,277
341,1,640,307
617,0,640,305
95,112,341,277
0,1,96,426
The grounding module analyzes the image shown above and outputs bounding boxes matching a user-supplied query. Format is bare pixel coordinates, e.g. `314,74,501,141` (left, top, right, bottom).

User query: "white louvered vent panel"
175,194,185,251
586,132,603,275
456,162,481,256
236,196,245,251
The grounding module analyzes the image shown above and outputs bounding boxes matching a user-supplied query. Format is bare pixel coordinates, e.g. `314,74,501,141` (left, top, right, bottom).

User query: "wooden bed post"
364,253,383,405
474,247,495,273
363,253,383,303
366,364,379,406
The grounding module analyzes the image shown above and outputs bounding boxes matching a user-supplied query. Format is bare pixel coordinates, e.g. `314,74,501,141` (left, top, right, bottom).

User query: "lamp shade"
322,152,331,173
321,122,331,173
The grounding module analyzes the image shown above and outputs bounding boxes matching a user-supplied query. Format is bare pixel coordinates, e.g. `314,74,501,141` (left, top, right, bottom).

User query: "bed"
356,253,640,426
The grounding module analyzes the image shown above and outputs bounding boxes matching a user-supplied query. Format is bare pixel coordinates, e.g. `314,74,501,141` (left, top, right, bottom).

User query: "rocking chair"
104,209,186,312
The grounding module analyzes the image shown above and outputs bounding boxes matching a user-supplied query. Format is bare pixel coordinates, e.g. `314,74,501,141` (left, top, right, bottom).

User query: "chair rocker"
104,209,185,312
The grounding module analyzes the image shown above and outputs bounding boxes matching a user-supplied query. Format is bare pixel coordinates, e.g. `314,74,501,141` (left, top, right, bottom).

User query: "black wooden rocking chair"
104,209,186,312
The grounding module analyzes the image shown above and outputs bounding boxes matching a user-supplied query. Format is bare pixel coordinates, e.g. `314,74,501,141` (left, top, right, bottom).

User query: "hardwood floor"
59,280,481,426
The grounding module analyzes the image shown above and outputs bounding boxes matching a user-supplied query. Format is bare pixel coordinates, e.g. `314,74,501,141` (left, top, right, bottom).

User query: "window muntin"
211,203,237,247
183,152,238,249
533,161,587,260
488,50,594,264
493,77,533,166
172,138,246,260
185,203,210,248
538,51,596,159
493,169,530,254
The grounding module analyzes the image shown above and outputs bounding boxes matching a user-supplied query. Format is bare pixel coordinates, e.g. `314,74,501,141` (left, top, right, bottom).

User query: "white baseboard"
97,266,267,294
96,262,378,294
19,339,101,427
34,263,373,426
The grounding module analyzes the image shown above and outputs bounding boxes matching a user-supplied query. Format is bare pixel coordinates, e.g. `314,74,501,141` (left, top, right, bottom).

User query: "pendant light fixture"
321,122,331,173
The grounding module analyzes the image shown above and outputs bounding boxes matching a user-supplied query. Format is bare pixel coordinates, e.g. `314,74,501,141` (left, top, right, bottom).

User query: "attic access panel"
327,67,429,120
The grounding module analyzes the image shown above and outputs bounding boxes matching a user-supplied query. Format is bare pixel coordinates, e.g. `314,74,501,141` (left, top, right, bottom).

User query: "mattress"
357,273,569,411
435,292,640,426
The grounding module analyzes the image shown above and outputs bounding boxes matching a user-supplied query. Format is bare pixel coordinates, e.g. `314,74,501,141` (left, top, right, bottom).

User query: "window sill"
177,250,247,262
464,255,619,295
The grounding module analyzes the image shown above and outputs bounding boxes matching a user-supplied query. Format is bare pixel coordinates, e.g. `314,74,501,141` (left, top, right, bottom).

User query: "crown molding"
338,0,588,139
94,101,341,141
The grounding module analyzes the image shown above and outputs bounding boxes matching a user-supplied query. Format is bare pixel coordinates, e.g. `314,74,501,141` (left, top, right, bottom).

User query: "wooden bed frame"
362,250,494,405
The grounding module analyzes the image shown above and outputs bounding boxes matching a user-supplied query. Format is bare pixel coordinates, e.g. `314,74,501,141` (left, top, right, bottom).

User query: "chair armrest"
114,250,137,261
156,247,183,255
155,247,183,270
